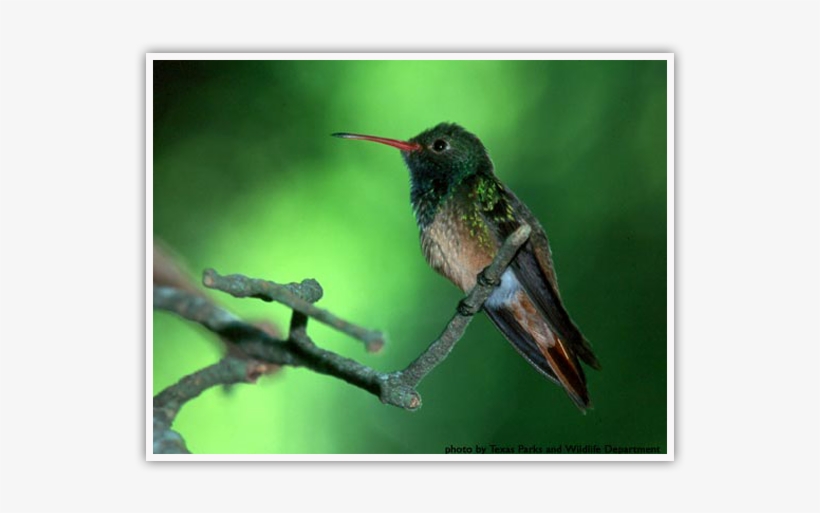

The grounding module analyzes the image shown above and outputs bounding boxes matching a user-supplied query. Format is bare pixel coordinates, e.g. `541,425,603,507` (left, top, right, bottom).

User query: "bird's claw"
478,268,501,288
457,299,476,316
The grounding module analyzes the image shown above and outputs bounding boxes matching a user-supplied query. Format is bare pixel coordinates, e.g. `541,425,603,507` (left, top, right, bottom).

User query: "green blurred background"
152,59,668,454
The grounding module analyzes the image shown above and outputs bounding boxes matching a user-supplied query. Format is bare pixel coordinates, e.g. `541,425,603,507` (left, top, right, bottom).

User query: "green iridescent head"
402,122,493,188
332,123,496,225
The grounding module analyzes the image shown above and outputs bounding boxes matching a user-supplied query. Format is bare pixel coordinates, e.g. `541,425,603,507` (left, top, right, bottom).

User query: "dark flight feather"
488,183,602,370
483,306,591,410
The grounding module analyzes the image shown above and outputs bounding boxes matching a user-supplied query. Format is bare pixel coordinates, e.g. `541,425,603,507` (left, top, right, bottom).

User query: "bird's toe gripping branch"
477,267,503,288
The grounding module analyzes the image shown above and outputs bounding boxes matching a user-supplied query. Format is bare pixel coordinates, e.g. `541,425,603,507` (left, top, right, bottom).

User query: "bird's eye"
432,139,448,152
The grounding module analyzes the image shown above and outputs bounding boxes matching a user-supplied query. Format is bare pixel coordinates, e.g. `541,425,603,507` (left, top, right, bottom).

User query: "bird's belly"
421,211,497,292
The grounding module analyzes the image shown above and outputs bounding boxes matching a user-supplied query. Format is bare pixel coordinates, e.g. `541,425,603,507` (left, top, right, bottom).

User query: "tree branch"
202,270,384,353
152,356,273,454
152,224,531,451
153,286,299,365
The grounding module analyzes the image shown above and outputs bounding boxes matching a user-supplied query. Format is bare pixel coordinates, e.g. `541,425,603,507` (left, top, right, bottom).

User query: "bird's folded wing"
489,185,602,370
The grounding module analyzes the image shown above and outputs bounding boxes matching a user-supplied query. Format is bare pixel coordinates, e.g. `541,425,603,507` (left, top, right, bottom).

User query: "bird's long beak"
332,132,421,152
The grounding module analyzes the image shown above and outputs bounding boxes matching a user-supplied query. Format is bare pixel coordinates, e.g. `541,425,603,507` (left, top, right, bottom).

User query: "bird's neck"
411,182,448,228
411,172,501,230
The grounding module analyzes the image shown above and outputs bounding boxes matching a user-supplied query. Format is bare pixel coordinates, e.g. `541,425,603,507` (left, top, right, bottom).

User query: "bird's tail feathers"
543,338,592,412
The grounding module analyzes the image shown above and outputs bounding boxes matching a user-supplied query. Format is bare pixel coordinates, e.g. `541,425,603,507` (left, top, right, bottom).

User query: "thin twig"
153,356,269,413
152,355,270,454
202,270,385,353
153,287,299,366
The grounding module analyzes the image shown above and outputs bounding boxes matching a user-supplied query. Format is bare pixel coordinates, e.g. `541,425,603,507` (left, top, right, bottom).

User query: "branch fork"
153,224,531,450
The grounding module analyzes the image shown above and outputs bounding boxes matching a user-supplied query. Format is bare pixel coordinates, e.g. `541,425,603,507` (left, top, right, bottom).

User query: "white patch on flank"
486,268,520,309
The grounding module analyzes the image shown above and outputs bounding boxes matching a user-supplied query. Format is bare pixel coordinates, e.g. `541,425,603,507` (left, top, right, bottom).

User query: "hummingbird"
333,123,601,410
